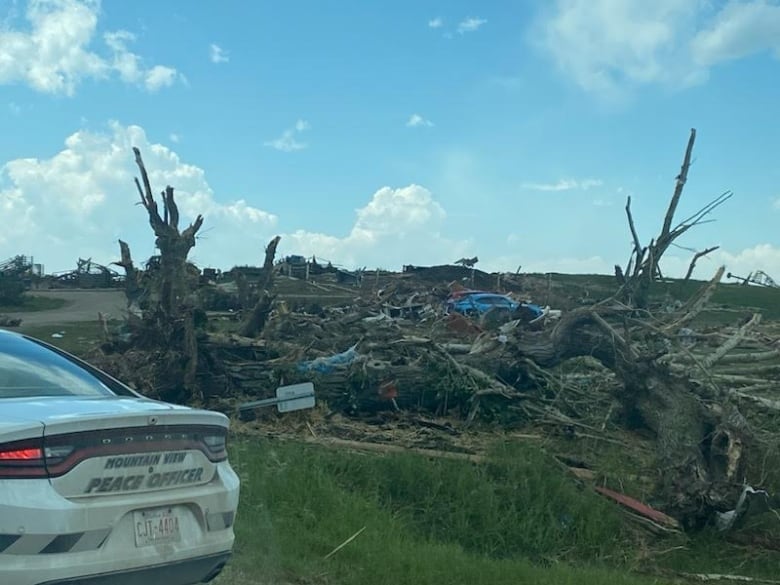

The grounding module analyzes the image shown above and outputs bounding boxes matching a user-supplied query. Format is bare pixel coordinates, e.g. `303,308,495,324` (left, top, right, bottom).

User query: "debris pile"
90,133,780,545
212,281,573,420
96,260,780,540
49,258,123,289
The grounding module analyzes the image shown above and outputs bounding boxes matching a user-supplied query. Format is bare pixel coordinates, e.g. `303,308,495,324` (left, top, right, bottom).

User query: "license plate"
133,507,181,547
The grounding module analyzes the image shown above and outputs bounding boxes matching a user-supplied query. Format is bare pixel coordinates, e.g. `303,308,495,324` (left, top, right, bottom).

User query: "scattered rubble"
50,258,123,289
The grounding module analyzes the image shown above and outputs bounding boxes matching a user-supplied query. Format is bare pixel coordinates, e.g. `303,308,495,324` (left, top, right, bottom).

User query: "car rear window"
0,333,115,398
482,296,510,305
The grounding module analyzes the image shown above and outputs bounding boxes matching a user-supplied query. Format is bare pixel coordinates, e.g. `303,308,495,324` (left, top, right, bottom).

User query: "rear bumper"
37,551,231,585
0,461,239,585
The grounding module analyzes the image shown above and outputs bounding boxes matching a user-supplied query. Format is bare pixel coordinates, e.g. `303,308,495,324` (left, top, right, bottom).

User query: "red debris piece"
595,486,680,529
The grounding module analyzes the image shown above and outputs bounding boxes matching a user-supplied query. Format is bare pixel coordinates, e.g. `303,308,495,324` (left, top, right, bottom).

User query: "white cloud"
692,1,780,65
649,245,780,282
209,43,229,64
457,17,487,34
0,0,182,96
104,31,181,92
169,133,180,143
406,114,434,128
521,178,603,191
0,122,469,273
428,17,443,28
714,244,780,282
143,65,178,92
282,185,470,269
536,0,780,96
265,119,310,152
0,121,276,271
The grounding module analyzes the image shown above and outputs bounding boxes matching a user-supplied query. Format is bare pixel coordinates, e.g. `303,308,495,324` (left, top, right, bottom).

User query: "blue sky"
1,0,780,280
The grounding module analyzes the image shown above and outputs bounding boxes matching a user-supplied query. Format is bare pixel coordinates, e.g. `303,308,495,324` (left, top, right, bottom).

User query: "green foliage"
0,295,67,313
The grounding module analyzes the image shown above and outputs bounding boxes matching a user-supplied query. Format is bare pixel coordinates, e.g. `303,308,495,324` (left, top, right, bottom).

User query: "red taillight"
0,447,43,460
0,439,47,479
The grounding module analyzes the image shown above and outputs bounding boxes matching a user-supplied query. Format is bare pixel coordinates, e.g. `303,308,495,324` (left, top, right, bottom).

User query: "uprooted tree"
103,147,284,404
105,148,205,403
489,281,754,529
476,129,752,528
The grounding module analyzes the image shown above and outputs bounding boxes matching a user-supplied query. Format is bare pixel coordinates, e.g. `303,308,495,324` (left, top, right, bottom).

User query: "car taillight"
0,447,43,460
44,445,76,463
202,432,227,462
0,439,47,478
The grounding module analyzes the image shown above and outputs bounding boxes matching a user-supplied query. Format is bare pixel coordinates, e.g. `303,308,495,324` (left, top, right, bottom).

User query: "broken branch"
684,246,720,281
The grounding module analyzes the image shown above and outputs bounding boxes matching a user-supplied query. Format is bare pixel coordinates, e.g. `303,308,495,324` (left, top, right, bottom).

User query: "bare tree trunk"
239,236,281,338
133,148,203,320
660,129,697,242
127,147,205,402
236,271,251,309
114,239,143,309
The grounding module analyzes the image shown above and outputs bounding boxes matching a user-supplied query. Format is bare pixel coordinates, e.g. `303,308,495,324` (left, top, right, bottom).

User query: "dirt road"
3,289,127,327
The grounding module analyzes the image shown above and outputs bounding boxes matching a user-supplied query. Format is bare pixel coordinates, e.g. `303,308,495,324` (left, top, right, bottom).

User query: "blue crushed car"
445,292,544,320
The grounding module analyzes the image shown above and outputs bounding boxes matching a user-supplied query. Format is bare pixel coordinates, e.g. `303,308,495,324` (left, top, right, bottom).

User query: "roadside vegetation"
0,293,66,314
218,438,653,585
217,438,780,585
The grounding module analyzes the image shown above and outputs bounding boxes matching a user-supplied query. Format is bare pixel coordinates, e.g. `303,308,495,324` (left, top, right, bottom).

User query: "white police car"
0,328,239,585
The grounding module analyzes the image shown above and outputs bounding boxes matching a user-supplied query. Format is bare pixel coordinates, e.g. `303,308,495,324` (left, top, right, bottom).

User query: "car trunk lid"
1,396,228,499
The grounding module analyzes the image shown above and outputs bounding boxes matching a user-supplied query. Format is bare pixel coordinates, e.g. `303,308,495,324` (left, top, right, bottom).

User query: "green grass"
658,280,780,320
216,438,665,585
217,437,780,585
321,441,629,562
534,273,780,321
0,294,68,313
13,321,111,355
544,434,659,502
653,533,780,582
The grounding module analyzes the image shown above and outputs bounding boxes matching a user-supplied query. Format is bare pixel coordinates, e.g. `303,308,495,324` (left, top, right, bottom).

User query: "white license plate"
133,507,181,547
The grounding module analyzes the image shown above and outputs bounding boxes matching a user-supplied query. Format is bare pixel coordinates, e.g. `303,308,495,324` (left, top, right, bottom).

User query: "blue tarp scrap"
296,343,360,374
